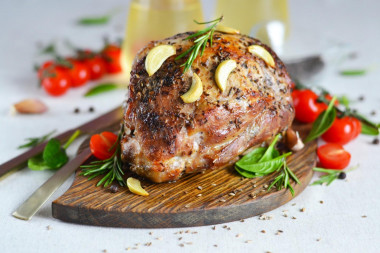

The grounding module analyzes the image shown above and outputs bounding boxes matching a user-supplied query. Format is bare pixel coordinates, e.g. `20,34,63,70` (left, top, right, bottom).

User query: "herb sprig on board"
175,16,223,73
80,126,125,187
235,134,299,196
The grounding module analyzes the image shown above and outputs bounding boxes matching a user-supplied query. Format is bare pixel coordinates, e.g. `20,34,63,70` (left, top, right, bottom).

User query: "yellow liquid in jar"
215,0,289,48
121,0,203,80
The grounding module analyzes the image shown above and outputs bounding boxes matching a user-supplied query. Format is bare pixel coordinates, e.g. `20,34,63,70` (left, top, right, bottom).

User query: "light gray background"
1,0,379,252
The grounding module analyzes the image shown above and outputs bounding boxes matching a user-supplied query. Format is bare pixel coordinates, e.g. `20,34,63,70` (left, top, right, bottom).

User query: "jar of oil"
121,0,203,80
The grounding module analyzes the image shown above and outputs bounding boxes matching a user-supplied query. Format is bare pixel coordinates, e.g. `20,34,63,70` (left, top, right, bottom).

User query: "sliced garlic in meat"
215,59,237,92
181,73,203,103
127,177,149,196
248,45,275,68
145,45,176,76
216,25,240,35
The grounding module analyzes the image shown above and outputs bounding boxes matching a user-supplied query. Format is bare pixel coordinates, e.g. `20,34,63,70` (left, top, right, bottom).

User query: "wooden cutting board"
52,122,316,228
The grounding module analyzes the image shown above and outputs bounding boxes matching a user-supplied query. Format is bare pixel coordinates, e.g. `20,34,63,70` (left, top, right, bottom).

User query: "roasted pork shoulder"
121,31,294,183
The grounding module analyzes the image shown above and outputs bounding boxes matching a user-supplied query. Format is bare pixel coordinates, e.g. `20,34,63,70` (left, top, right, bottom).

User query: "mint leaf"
42,139,68,169
305,97,337,142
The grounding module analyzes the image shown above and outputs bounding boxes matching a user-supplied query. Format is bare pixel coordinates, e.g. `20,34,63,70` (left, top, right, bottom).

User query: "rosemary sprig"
268,161,300,196
80,126,125,187
18,130,56,149
175,16,223,73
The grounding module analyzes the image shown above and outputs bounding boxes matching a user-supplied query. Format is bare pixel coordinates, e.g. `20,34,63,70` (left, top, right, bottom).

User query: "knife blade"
12,148,92,221
0,106,122,178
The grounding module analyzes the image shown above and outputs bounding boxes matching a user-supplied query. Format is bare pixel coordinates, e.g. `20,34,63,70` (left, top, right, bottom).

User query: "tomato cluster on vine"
38,44,122,96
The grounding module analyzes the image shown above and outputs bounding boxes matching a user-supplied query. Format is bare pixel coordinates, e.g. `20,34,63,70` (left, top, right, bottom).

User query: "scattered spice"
144,242,152,246
236,233,243,238
103,250,108,253
214,244,218,247
320,200,324,204
197,186,203,190
338,172,347,180
196,193,202,197
300,207,306,212
110,185,118,193
126,247,131,251
240,219,245,222
292,203,296,206
292,216,297,220
253,184,257,188
219,199,226,202
89,106,95,112
316,238,321,242
370,110,376,116
249,193,256,199
362,215,367,218
178,237,183,241
372,138,379,145
74,108,80,113
156,237,163,240
245,240,252,243
263,184,268,189
259,214,273,220
185,204,191,208
212,226,216,230
149,232,153,235
46,225,52,230
185,242,193,245
261,230,266,234
211,183,217,186
229,192,236,196
358,95,365,101
179,243,184,247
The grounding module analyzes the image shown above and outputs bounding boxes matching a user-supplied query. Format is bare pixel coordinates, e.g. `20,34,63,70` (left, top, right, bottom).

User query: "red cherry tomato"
102,44,122,74
41,67,71,96
38,61,54,80
322,116,361,145
65,58,90,87
90,131,118,160
83,56,107,80
292,89,327,123
317,143,351,170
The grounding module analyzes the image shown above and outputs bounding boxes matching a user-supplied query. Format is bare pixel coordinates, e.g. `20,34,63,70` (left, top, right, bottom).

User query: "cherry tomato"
292,89,327,123
90,131,118,160
102,44,122,74
83,56,107,80
65,58,90,87
38,61,54,80
41,67,71,96
317,143,351,170
322,116,361,145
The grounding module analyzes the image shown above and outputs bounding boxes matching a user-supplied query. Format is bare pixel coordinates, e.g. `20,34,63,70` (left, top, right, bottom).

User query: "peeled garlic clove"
127,177,149,196
13,99,48,114
145,45,176,76
181,73,203,103
216,25,240,35
215,59,237,92
248,45,275,68
286,128,304,152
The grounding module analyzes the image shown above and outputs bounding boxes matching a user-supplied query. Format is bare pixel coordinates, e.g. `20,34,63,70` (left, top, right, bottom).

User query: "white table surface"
1,0,379,252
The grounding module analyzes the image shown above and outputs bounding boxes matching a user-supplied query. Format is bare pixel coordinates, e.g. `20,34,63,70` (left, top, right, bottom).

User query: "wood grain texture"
52,122,316,228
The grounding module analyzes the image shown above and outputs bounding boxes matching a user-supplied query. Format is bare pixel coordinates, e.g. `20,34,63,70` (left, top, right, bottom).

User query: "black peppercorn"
74,108,80,113
110,185,118,193
358,95,365,101
338,172,346,180
89,106,95,112
372,138,379,145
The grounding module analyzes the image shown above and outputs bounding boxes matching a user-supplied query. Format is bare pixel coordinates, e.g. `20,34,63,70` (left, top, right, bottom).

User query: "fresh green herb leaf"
268,161,300,196
77,15,111,25
26,130,80,171
337,95,350,107
361,122,379,135
305,96,337,142
84,83,122,97
39,43,56,55
28,154,50,171
18,130,56,149
311,166,357,186
42,139,68,169
175,16,223,73
80,126,125,187
340,69,366,76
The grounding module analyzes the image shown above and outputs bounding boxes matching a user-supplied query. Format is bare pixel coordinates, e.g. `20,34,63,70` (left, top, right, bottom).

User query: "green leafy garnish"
175,16,223,73
340,69,366,76
305,97,337,142
18,130,56,149
77,15,111,25
268,161,300,196
84,83,122,97
80,126,125,187
39,43,56,55
351,113,380,136
27,130,81,171
337,95,350,107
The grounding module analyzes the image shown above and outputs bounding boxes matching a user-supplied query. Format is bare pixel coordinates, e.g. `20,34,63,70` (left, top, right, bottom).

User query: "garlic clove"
145,45,176,76
127,177,149,196
248,45,275,68
181,73,203,103
216,25,240,35
286,128,304,152
215,59,237,92
13,99,48,114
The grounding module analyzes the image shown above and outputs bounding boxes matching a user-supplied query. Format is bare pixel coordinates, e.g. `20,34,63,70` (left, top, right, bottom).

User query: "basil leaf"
361,122,379,135
235,147,266,166
305,97,337,142
77,15,110,25
340,69,366,76
259,134,281,162
236,153,291,175
235,166,257,178
42,139,68,169
84,83,121,97
28,154,50,171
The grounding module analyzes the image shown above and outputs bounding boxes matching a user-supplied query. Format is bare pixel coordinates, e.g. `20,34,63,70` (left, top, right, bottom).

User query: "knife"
0,106,123,178
12,148,92,220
